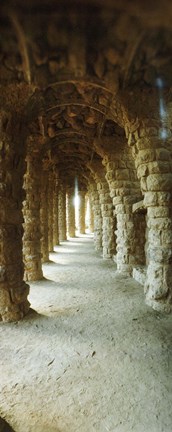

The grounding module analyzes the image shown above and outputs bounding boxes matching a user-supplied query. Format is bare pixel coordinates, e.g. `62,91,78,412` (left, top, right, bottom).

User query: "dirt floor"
0,234,172,432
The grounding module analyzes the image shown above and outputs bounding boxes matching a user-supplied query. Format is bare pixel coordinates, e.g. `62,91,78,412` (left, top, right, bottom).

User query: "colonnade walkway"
0,235,171,432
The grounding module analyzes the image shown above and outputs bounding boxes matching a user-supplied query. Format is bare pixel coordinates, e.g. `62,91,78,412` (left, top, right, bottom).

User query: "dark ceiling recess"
0,0,172,187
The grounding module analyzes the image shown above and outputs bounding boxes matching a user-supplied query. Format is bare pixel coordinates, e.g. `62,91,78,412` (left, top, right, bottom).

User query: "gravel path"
0,235,172,432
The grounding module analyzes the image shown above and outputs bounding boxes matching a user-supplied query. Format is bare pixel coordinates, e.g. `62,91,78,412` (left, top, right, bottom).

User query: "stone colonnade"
127,120,172,311
101,139,141,273
1,102,172,321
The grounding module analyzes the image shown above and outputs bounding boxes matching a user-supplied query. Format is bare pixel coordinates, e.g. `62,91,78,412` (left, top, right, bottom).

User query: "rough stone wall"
88,195,94,233
78,190,86,235
48,170,54,252
66,186,75,238
133,211,147,265
23,153,43,281
0,110,30,321
93,168,116,260
40,167,49,262
58,182,67,241
53,171,59,246
88,181,102,251
97,138,141,273
127,120,172,311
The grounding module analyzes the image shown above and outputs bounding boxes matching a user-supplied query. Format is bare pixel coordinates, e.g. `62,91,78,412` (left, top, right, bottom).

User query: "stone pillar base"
145,297,171,313
0,282,30,322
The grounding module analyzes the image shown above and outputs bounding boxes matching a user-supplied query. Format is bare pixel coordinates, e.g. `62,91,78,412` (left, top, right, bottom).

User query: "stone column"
66,186,75,238
0,111,30,321
132,208,147,266
78,190,86,234
88,195,94,233
58,182,67,241
97,179,115,259
23,154,43,281
53,172,59,247
102,141,140,273
133,130,172,311
48,170,54,252
40,168,49,262
88,162,116,259
89,181,102,251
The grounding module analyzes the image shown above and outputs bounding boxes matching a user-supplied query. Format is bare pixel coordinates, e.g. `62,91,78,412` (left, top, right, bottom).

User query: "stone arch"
120,89,172,312
92,118,144,275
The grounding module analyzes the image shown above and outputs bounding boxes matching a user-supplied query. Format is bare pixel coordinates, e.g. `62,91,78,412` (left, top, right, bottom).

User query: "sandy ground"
0,234,172,432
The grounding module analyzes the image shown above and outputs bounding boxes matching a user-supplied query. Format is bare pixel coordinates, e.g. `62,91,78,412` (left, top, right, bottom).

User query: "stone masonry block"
137,164,148,179
147,161,171,174
147,206,170,218
156,148,171,161
144,192,158,207
146,173,172,191
116,169,130,180
136,149,155,166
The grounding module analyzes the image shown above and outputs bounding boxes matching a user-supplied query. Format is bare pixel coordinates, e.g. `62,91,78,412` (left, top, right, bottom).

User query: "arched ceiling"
0,0,172,188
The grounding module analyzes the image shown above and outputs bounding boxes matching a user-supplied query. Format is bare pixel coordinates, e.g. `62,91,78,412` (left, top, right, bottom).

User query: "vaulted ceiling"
1,0,172,187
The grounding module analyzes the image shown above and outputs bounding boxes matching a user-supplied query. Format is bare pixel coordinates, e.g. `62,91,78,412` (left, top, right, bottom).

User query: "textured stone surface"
88,195,94,233
53,172,60,246
40,168,49,262
58,182,67,242
1,0,172,320
88,181,102,251
48,170,54,252
66,186,75,238
78,190,86,235
23,154,43,281
0,110,30,322
130,127,172,311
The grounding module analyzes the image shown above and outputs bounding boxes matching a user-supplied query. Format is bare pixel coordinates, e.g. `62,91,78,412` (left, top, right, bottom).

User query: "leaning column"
58,182,67,241
23,153,43,281
78,190,86,234
0,110,30,321
40,166,49,262
53,170,59,247
134,129,172,312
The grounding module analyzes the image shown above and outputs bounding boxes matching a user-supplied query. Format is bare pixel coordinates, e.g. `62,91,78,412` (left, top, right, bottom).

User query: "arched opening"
0,2,172,430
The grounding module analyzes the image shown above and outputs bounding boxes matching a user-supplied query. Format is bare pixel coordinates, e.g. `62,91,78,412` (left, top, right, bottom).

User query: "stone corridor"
0,0,172,322
0,0,172,430
0,235,172,432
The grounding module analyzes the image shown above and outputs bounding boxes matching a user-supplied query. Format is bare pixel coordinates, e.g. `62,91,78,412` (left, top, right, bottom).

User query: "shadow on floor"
0,418,15,432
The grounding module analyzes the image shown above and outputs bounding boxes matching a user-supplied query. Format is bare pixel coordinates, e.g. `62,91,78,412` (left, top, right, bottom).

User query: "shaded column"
94,175,115,260
66,186,75,238
102,142,140,273
23,154,43,281
88,162,115,259
133,130,172,312
0,111,30,321
89,181,102,251
58,182,67,241
40,167,49,262
78,190,86,234
48,170,54,252
88,195,94,233
53,171,59,247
